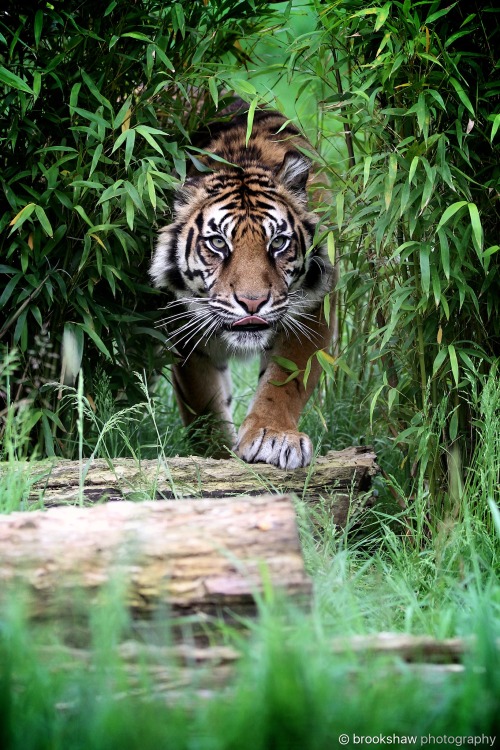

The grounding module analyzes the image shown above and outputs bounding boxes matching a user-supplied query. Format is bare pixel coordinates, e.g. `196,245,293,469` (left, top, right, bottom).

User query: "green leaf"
303,355,313,390
89,143,103,178
125,194,135,231
71,107,111,129
370,383,385,428
269,371,300,387
408,156,419,184
136,124,163,155
245,98,260,147
490,113,500,142
425,3,457,24
436,201,468,232
41,414,55,456
432,347,448,376
81,70,112,110
438,229,450,280
73,205,93,227
323,292,330,325
113,96,132,130
34,205,53,237
0,273,22,308
419,244,430,297
384,153,397,211
124,129,136,169
273,355,299,372
146,172,157,210
336,192,344,231
208,77,219,109
327,231,336,265
9,203,36,233
449,77,474,116
0,65,34,94
448,344,459,387
121,32,153,42
34,10,43,47
363,155,372,188
316,349,337,378
468,202,483,255
374,2,390,31
78,324,112,359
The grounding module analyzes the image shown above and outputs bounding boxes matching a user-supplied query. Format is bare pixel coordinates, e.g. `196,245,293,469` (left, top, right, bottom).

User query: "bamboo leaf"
327,231,336,265
9,202,36,231
273,355,299,372
448,344,459,387
34,10,43,47
449,77,475,116
146,172,157,210
245,98,259,147
124,129,136,169
374,2,390,31
419,244,430,297
437,229,450,280
490,113,500,142
78,324,111,359
89,143,103,178
323,293,331,326
208,77,219,109
425,3,457,24
363,155,372,188
432,347,448,375
136,124,163,154
34,205,53,237
336,192,344,231
384,154,397,211
408,156,419,184
436,201,468,231
468,202,483,255
0,65,34,94
303,355,313,390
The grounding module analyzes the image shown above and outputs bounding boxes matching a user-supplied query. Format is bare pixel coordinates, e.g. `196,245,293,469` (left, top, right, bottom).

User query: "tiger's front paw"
236,422,313,470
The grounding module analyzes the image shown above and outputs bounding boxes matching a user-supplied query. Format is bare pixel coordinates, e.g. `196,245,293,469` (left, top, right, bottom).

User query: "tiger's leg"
236,305,333,470
171,352,236,456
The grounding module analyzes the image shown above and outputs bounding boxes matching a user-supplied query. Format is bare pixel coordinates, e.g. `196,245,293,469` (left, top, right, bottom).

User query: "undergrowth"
1,363,499,742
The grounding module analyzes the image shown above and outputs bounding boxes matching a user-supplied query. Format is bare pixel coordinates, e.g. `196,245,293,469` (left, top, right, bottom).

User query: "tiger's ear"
275,152,311,195
174,176,202,209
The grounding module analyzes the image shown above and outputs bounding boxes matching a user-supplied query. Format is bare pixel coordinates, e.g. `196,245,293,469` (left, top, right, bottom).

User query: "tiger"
149,108,336,469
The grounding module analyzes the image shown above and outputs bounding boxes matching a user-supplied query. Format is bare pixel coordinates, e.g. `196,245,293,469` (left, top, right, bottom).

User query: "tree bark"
12,446,379,527
0,494,311,621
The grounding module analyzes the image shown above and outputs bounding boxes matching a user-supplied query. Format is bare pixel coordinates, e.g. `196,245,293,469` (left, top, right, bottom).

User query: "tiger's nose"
235,293,270,314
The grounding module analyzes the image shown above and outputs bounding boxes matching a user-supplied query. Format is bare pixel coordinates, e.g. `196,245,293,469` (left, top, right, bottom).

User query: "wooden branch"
0,494,311,621
10,446,379,527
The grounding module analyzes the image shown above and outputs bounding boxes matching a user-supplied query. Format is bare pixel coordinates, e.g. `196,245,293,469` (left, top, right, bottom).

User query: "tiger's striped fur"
150,110,335,469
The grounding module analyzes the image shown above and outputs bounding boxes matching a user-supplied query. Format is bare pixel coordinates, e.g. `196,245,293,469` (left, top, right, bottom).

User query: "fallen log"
37,633,489,706
0,494,311,621
9,446,379,527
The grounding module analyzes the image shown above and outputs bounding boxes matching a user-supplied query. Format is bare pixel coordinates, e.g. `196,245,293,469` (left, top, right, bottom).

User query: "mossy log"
0,494,311,620
14,446,379,527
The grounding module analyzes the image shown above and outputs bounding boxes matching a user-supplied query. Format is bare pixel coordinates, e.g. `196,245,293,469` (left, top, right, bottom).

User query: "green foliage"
0,0,277,456
273,0,500,511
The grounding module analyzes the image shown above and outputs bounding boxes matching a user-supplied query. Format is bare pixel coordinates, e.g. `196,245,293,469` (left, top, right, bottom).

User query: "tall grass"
1,360,499,743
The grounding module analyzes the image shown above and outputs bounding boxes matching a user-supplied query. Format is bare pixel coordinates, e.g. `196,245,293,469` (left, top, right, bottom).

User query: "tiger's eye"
208,236,228,252
270,236,288,252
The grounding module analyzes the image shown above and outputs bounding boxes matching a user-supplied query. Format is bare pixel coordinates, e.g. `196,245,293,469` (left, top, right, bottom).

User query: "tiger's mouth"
230,315,271,332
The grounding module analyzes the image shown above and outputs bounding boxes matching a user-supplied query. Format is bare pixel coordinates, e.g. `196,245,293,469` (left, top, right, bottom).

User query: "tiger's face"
151,155,329,356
